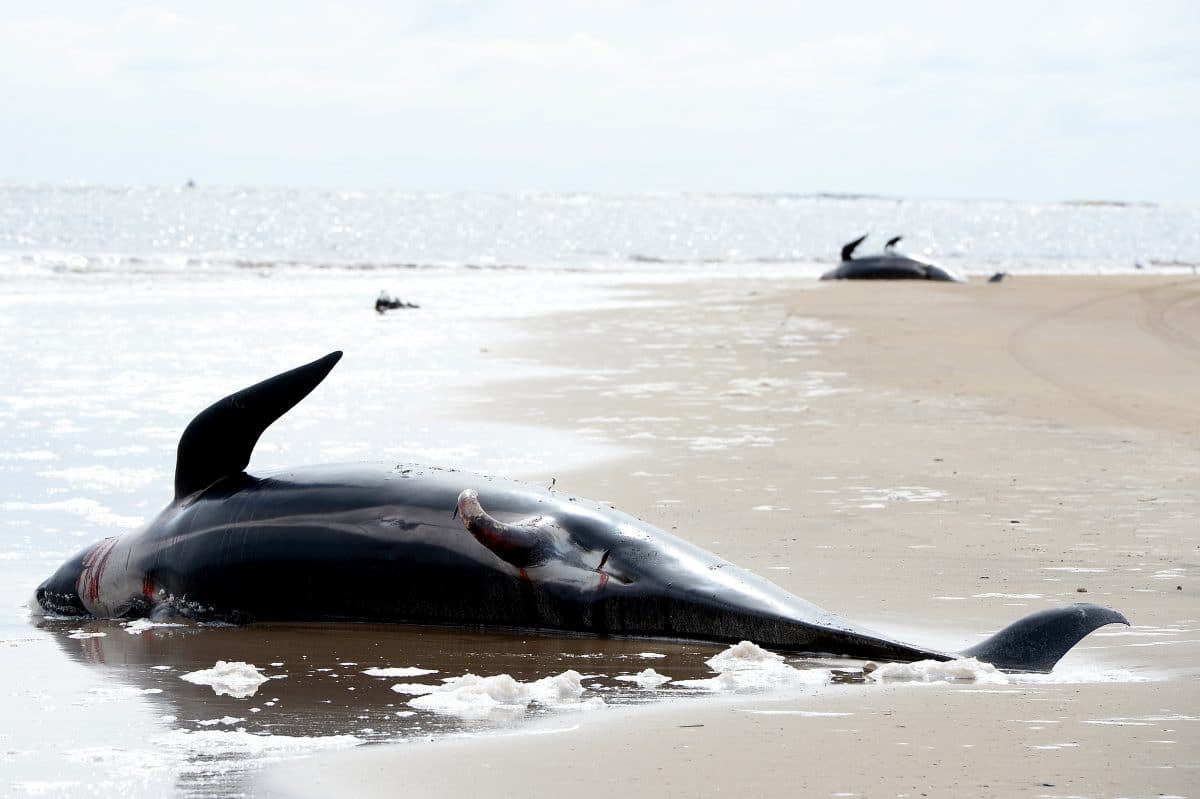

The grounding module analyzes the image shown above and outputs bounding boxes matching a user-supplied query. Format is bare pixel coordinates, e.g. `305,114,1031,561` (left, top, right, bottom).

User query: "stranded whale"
822,234,967,282
35,352,1125,672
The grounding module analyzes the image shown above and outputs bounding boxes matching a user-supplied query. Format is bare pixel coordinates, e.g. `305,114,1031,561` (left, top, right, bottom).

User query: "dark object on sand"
988,272,1008,283
823,234,966,283
34,353,1126,672
376,291,419,313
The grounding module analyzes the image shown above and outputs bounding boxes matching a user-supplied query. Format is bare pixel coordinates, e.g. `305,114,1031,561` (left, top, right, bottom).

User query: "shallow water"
13,618,737,797
19,612,1150,797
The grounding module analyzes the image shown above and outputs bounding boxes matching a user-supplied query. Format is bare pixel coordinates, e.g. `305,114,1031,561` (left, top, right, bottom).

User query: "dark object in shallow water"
375,291,419,313
34,353,1126,672
988,271,1008,283
823,234,966,283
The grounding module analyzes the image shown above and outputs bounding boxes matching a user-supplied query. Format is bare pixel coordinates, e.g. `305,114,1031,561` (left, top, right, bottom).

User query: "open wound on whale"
455,488,557,569
455,488,632,588
35,351,1127,674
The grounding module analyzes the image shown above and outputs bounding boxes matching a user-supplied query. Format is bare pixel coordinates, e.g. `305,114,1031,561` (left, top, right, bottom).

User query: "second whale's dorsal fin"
841,233,868,262
173,351,343,500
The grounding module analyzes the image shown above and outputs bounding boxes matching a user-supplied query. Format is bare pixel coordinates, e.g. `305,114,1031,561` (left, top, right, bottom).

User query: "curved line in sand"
1005,278,1200,432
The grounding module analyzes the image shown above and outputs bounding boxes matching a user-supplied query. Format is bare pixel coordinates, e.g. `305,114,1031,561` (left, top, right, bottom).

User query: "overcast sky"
2,1,1197,202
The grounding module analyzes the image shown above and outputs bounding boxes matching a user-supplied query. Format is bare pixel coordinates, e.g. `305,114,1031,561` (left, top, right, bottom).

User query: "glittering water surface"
2,184,1198,276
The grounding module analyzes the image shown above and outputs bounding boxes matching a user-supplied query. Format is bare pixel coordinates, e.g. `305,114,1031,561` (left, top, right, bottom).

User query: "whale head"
34,542,95,616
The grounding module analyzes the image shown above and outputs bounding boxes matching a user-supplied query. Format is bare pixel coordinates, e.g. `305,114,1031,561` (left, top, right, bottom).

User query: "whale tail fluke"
174,351,343,499
959,603,1128,673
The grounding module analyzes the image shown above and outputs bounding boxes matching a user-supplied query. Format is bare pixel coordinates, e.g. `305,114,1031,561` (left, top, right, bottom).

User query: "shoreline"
259,274,1200,798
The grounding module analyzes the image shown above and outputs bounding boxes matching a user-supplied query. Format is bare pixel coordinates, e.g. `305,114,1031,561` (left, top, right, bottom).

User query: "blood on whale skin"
34,352,1126,673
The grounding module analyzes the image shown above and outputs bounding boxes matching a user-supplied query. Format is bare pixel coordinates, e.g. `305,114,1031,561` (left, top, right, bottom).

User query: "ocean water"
1,185,1196,796
3,183,1199,277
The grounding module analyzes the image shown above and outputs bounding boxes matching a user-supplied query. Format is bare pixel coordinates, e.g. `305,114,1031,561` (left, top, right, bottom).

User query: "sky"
2,1,1197,202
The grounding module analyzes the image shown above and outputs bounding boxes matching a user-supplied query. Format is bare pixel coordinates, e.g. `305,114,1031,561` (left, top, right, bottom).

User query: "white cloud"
0,1,1196,200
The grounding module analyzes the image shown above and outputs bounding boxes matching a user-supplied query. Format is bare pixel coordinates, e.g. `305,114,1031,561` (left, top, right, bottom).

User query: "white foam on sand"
866,658,1008,684
865,658,1147,685
79,685,166,707
1011,667,1152,685
615,668,672,688
123,618,185,634
363,666,438,678
390,683,439,695
405,670,605,719
675,641,831,692
163,728,362,762
181,661,270,698
67,629,107,639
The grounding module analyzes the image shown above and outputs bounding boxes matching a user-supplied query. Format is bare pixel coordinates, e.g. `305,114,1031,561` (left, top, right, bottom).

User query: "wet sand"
261,275,1200,798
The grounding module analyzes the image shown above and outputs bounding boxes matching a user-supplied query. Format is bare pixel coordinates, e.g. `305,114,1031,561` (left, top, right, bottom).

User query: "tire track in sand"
1134,278,1200,364
1006,278,1200,434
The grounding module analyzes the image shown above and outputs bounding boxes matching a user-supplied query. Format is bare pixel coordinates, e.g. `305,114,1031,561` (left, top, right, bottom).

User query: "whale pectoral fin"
455,489,545,569
174,351,343,500
959,603,1129,673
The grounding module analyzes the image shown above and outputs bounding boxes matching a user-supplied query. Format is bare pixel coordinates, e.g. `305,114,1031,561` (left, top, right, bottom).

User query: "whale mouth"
34,539,101,617
33,585,89,617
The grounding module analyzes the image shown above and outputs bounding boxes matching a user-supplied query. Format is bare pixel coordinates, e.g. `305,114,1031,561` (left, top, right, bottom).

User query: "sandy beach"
260,275,1199,798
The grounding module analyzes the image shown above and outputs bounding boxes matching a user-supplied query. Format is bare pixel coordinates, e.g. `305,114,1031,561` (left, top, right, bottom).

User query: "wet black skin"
38,461,1129,671
822,255,966,282
34,352,1126,672
43,463,951,663
35,548,89,616
823,234,966,282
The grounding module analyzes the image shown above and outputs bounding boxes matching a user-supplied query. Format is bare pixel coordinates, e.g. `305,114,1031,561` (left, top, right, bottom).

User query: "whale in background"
35,352,1125,673
822,234,967,282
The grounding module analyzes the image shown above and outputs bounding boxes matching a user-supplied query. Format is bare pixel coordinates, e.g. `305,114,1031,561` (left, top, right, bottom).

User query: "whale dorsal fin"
173,351,343,500
841,234,868,262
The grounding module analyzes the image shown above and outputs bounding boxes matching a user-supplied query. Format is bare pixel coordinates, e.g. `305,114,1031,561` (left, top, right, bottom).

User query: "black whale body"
35,352,1125,672
822,234,966,283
